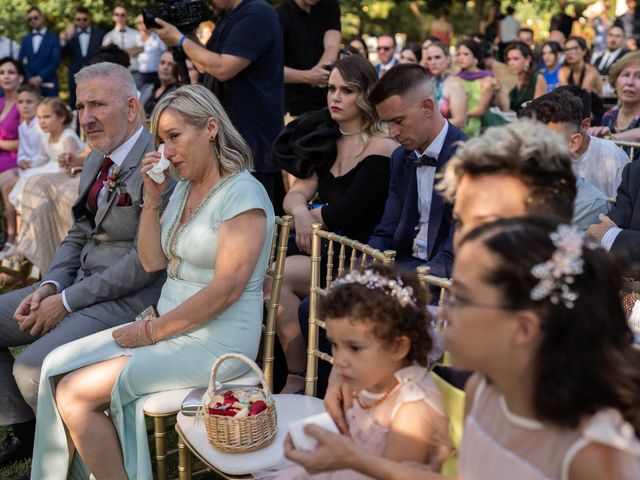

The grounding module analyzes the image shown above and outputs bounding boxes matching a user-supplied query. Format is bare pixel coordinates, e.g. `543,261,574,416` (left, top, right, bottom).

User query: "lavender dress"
0,97,19,172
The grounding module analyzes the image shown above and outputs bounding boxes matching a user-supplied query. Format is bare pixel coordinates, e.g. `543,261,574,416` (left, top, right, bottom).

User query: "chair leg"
153,416,168,480
177,431,192,480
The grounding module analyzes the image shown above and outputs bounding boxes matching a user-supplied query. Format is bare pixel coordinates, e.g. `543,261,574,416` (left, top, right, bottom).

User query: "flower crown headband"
530,224,593,309
330,269,418,308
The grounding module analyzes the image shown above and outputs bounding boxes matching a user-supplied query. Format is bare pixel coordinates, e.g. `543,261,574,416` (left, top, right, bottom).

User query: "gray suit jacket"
43,128,169,313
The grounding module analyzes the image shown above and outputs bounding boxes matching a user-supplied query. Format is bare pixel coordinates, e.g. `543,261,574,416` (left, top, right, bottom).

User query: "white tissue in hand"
288,412,339,451
147,144,170,183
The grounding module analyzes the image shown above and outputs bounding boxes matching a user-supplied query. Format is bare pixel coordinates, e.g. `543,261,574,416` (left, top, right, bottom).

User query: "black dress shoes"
0,432,32,468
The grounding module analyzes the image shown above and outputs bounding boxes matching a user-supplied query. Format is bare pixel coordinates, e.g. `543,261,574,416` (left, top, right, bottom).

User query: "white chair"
143,215,292,480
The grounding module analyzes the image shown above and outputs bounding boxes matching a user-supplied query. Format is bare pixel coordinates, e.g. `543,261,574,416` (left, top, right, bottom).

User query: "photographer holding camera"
153,0,285,208
278,0,341,119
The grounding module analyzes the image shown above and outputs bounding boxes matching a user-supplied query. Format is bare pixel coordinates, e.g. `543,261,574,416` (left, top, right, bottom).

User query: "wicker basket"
203,353,277,453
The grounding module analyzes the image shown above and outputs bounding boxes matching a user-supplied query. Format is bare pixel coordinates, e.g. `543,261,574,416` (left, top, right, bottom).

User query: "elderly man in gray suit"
0,62,170,467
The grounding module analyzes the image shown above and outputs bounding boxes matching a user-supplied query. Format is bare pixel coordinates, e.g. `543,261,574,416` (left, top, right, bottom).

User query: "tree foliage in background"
0,0,591,49
0,1,156,41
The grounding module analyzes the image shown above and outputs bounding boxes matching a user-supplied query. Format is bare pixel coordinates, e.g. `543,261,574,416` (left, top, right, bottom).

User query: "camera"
142,0,208,32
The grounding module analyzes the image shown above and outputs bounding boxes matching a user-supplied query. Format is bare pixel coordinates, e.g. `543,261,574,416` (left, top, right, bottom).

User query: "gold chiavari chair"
143,216,292,480
305,223,396,396
173,224,395,479
612,138,640,162
416,265,464,476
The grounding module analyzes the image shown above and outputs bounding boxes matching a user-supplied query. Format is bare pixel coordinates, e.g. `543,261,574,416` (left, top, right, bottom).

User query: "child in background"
272,266,451,479
9,97,83,213
16,83,44,171
0,84,45,259
447,216,640,479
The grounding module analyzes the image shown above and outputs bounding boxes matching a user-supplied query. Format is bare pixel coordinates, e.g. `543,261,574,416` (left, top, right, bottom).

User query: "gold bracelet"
137,321,147,346
140,203,160,211
141,319,154,345
146,318,159,344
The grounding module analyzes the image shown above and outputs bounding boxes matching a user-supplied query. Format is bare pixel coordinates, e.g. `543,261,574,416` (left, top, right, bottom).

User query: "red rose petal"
250,400,267,416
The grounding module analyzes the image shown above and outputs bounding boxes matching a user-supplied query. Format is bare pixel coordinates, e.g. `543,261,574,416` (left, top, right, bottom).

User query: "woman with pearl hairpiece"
271,54,397,393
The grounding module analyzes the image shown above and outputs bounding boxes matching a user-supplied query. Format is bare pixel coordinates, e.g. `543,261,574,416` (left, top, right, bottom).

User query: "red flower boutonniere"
105,167,125,194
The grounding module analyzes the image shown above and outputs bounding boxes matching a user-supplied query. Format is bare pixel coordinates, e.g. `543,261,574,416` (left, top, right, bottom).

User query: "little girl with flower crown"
263,265,452,479
285,217,640,479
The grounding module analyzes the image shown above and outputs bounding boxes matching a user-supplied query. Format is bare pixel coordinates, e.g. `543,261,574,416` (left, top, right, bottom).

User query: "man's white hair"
75,62,137,99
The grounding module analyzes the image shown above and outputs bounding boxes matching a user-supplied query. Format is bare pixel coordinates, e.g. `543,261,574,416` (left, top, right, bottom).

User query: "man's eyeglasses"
27,16,40,22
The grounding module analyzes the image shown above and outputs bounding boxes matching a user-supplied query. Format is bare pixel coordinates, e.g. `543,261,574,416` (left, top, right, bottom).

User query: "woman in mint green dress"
30,85,275,479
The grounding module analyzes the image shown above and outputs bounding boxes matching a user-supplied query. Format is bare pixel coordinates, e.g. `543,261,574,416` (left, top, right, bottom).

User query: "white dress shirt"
43,127,144,312
77,27,91,57
102,27,143,71
17,117,45,167
137,33,166,74
0,37,20,60
413,121,449,261
602,227,622,252
574,136,630,198
32,28,47,54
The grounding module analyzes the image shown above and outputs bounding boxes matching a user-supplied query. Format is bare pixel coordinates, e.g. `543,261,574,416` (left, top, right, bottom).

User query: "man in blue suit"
19,7,61,97
61,7,105,107
367,63,467,278
294,64,466,397
374,34,398,78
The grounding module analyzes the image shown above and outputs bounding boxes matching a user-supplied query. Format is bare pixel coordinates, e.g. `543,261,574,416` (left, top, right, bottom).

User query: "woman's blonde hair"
150,84,253,175
609,51,640,88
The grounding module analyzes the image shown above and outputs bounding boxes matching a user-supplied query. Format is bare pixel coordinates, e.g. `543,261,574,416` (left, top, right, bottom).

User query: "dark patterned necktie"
406,151,438,167
87,156,114,214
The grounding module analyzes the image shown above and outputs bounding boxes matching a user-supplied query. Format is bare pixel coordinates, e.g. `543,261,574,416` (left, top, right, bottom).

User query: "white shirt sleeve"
601,227,623,251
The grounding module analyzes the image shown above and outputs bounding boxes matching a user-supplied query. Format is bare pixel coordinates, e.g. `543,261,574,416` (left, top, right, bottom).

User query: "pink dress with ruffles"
259,365,451,479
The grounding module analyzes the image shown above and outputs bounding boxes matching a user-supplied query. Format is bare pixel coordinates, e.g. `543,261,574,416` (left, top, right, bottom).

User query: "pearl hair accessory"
530,224,591,309
330,269,417,308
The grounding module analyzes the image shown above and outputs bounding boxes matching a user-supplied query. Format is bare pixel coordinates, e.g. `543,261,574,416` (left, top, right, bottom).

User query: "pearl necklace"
339,126,363,136
354,383,400,410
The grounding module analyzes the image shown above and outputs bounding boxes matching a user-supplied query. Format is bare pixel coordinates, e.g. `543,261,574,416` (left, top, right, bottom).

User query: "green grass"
0,348,30,480
0,425,30,480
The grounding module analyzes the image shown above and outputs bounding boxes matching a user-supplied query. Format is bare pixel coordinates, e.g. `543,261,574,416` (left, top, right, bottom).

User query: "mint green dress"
31,170,275,480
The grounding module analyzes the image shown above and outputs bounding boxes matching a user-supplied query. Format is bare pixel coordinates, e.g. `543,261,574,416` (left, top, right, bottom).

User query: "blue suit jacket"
19,30,61,96
368,123,467,277
375,57,398,77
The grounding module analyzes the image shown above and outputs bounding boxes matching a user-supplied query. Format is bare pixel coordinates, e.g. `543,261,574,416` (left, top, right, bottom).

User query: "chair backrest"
262,215,292,392
416,265,452,332
612,139,640,162
305,223,396,397
431,370,465,476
